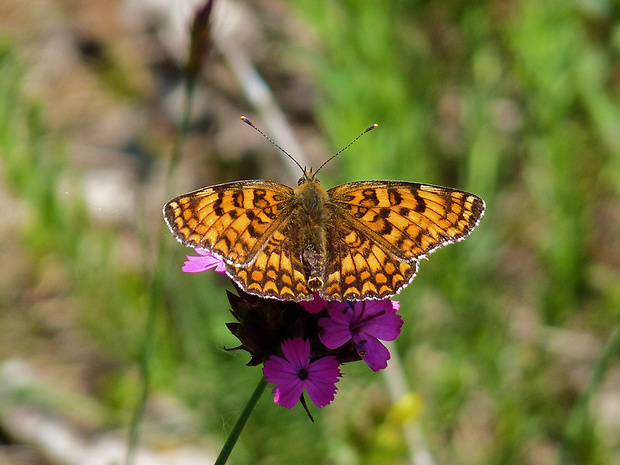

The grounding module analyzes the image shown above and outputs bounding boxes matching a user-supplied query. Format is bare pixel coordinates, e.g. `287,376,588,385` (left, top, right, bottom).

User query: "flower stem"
125,69,196,465
166,77,195,196
214,376,268,465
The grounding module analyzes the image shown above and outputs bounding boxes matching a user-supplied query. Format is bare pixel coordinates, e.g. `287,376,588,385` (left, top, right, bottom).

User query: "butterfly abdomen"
293,179,332,291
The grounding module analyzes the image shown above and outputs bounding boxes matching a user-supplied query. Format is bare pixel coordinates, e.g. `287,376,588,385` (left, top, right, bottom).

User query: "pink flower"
300,292,328,314
318,299,403,372
263,338,341,409
181,248,227,274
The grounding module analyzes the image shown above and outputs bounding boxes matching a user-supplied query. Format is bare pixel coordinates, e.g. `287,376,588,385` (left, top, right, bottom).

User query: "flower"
263,338,341,409
299,292,328,314
318,299,403,372
182,248,227,274
186,0,215,81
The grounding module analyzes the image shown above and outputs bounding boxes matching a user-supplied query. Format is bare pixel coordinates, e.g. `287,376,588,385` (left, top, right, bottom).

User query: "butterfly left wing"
164,180,294,266
328,181,485,262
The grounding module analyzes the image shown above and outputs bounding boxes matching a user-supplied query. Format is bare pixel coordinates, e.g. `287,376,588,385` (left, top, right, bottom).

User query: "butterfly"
164,118,485,302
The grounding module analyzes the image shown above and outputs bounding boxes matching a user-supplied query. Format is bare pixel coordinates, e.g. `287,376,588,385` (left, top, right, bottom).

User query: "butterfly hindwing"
227,219,312,300
322,212,418,300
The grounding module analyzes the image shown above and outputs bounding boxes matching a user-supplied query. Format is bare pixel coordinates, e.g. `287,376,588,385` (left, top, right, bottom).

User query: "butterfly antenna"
313,123,378,177
241,116,305,174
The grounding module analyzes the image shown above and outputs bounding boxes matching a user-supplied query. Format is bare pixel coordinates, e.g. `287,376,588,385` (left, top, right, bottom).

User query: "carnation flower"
263,338,341,409
300,292,328,314
316,299,403,372
178,250,404,401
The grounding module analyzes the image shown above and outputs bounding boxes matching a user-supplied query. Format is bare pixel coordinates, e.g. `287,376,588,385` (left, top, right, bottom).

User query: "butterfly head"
298,167,319,186
299,123,379,183
241,116,377,188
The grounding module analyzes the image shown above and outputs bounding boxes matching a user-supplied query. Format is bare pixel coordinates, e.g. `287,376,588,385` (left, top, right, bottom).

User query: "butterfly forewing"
328,181,485,261
164,180,294,266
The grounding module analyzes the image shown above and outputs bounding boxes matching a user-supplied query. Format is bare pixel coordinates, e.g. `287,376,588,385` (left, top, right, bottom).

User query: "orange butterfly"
164,118,485,301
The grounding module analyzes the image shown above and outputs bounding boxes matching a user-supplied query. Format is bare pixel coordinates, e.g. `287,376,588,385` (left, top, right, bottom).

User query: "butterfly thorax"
292,177,330,291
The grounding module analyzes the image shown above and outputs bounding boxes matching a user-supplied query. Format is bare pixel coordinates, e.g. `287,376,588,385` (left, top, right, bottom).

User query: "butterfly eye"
297,177,305,186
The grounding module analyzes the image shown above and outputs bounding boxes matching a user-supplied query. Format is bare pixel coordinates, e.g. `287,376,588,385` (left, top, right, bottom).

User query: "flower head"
186,0,215,81
182,248,227,274
263,338,340,409
177,248,405,409
318,299,403,372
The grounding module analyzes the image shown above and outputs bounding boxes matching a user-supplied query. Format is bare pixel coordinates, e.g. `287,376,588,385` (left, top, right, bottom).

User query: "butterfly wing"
328,181,485,260
321,214,418,300
226,219,314,301
164,180,295,266
321,181,485,300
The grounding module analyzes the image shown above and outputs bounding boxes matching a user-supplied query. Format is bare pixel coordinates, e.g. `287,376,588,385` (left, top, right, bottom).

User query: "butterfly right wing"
226,219,313,301
164,180,294,266
320,213,418,300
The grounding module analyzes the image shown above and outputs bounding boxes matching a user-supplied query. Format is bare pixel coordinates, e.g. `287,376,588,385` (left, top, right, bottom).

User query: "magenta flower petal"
354,335,391,372
322,302,351,324
272,378,304,409
355,300,403,341
300,293,329,314
318,314,354,349
318,299,403,371
263,338,341,409
262,356,296,383
281,338,311,367
304,356,341,406
263,353,305,409
181,248,227,274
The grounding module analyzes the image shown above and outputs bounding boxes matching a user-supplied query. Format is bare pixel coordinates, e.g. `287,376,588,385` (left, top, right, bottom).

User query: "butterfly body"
164,169,485,302
291,171,331,291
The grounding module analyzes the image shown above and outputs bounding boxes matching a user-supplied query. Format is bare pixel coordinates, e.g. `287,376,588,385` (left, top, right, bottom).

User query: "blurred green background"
1,1,620,464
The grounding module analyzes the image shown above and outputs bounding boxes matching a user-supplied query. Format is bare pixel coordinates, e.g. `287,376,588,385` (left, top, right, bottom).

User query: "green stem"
125,292,156,465
125,75,196,465
215,376,268,465
167,78,195,196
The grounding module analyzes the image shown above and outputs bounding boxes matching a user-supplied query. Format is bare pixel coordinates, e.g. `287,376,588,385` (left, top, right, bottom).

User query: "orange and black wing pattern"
319,181,485,300
164,180,294,266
